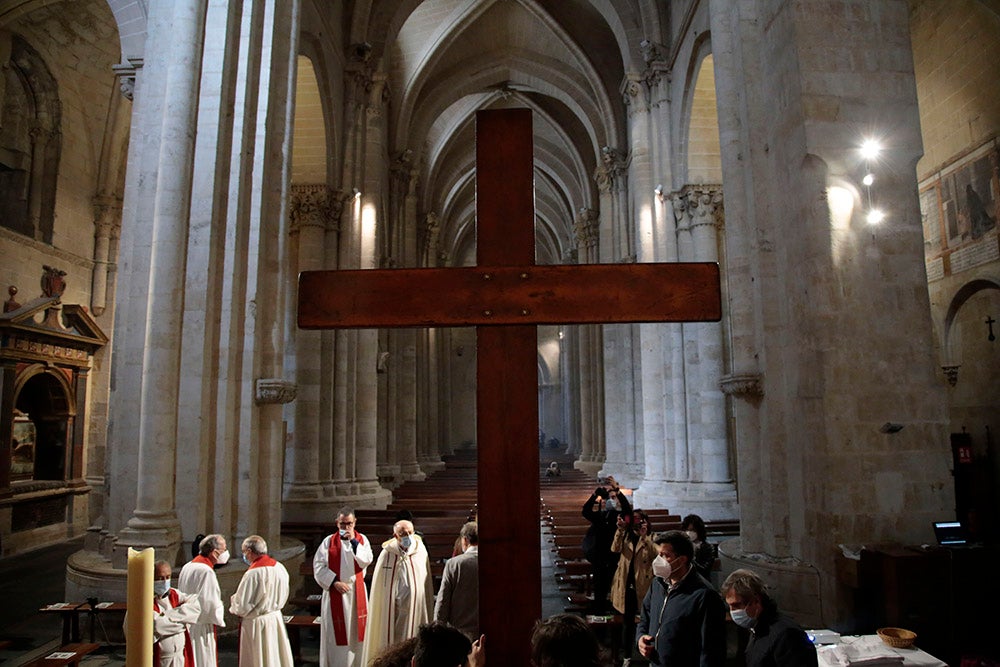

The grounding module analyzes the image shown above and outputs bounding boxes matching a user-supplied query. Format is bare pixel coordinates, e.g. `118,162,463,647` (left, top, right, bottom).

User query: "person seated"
681,514,717,578
721,569,817,667
530,613,608,667
546,461,562,477
410,621,484,667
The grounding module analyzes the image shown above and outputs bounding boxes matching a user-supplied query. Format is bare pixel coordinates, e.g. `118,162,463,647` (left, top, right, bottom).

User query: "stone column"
90,197,122,318
114,0,209,564
572,209,603,473
283,185,340,519
708,0,952,625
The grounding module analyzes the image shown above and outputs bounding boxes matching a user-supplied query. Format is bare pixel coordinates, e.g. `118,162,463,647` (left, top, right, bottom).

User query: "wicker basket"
877,627,917,648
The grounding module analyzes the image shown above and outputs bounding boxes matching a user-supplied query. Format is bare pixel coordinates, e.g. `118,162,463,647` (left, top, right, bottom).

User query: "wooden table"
284,615,319,664
27,643,99,666
38,602,127,644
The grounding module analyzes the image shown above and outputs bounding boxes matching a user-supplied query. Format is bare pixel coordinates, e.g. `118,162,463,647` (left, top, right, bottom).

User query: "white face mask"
685,530,699,543
730,608,755,629
154,580,171,597
215,549,230,565
339,529,350,539
652,555,672,580
604,498,618,512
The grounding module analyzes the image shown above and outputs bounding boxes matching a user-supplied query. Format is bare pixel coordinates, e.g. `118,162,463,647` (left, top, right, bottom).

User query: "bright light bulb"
866,209,885,224
862,173,874,186
860,139,882,160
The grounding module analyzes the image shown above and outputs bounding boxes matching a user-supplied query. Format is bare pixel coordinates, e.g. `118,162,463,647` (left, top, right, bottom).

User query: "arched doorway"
13,367,73,481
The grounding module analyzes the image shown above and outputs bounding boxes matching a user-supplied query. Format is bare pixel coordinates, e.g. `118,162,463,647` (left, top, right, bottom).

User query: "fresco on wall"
921,143,999,282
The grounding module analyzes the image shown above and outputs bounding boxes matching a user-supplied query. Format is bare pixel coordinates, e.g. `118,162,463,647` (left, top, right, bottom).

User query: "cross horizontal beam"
297,262,721,329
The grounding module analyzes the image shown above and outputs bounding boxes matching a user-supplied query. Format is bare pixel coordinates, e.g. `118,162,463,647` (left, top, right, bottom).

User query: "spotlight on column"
654,184,663,196
862,173,875,186
353,188,362,199
866,209,885,225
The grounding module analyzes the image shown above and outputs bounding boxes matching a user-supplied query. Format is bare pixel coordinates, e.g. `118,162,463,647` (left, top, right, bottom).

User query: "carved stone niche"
255,378,297,405
0,280,107,554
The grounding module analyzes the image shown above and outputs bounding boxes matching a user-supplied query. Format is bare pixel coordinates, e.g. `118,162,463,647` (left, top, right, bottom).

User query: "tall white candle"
125,547,153,666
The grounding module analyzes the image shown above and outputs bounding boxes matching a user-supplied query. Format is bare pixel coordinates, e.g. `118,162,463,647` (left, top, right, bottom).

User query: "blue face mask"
399,535,413,551
730,608,755,629
154,580,171,597
242,552,251,566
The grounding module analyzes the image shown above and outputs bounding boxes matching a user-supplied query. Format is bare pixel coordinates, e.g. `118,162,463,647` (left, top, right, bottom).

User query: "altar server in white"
229,535,294,667
152,560,201,666
177,534,229,666
313,507,374,667
361,519,434,666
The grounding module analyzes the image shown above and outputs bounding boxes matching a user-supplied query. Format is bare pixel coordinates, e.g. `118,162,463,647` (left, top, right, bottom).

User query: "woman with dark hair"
610,509,655,664
681,514,717,579
530,613,608,667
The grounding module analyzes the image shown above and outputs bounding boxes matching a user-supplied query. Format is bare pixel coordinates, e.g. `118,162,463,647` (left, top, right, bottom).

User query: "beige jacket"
610,527,656,615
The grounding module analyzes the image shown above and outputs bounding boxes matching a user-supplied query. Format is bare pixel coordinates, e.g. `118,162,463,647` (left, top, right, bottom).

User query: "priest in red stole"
312,507,374,667
177,534,229,666
229,535,294,666
151,561,201,666
361,519,434,667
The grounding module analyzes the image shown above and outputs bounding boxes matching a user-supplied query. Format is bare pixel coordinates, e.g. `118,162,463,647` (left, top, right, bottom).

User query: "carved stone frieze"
111,60,141,101
720,373,764,399
255,378,297,405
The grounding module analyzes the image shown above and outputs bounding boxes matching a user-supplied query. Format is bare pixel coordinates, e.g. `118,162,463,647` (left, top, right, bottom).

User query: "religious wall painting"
10,410,36,481
921,143,999,281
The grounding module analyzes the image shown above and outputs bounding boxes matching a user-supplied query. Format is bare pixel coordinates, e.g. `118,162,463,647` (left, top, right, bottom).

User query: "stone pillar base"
717,537,823,627
67,537,306,634
632,480,738,521
573,459,604,477
418,458,446,475
399,463,427,482
599,463,646,489
114,513,182,568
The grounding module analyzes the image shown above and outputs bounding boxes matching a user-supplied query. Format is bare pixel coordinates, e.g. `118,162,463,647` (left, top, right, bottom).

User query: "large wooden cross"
298,109,721,665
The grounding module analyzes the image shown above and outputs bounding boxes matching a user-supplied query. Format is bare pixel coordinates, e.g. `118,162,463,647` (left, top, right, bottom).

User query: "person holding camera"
581,475,631,613
611,509,655,664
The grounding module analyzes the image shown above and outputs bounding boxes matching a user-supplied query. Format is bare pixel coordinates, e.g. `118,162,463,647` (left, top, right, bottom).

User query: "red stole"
191,554,214,568
328,532,367,645
248,554,277,568
153,589,196,666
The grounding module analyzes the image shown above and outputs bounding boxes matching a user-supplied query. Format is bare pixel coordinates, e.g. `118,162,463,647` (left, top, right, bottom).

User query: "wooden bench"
27,643,99,666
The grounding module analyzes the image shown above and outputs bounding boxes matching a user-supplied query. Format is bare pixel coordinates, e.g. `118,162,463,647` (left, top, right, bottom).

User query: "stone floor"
0,523,595,666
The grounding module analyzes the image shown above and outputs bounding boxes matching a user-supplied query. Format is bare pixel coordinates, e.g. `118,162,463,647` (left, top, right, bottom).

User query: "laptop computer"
932,520,968,546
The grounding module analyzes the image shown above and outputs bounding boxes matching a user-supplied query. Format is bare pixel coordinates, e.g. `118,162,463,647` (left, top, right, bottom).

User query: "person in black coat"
581,476,631,612
637,530,726,667
720,568,817,667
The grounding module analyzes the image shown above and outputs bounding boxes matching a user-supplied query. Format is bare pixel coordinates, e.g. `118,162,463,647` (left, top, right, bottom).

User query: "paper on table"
96,602,113,609
45,652,78,659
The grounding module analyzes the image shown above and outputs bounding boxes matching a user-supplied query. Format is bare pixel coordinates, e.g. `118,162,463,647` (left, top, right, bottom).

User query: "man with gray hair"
177,534,229,666
230,535,294,666
721,568,816,667
434,521,480,639
361,519,434,666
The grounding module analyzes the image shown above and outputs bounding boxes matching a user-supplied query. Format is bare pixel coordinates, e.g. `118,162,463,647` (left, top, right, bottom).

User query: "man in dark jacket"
582,476,631,612
721,568,817,667
637,530,726,666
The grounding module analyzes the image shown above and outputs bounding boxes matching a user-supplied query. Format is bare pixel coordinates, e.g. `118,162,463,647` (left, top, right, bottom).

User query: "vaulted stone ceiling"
297,0,669,267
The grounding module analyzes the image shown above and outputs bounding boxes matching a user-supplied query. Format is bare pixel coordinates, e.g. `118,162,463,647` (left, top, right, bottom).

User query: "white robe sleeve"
178,563,225,627
229,569,260,618
354,533,374,570
153,592,202,641
313,535,335,590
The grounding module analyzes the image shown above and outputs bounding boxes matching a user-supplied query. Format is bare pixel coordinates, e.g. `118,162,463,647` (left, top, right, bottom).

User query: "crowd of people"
141,485,816,667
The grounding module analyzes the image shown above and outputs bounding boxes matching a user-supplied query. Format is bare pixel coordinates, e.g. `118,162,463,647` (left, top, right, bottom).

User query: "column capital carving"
668,185,724,230
720,373,764,400
92,195,123,237
422,211,441,264
289,184,343,233
574,207,599,249
639,40,671,92
255,378,297,405
111,59,142,101
366,71,390,118
620,74,648,115
594,146,628,194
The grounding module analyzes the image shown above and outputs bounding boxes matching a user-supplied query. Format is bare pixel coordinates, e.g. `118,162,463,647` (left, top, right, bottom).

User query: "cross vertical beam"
475,109,540,667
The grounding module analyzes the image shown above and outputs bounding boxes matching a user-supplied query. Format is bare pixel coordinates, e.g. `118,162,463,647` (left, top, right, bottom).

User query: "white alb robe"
229,556,294,667
177,557,225,667
313,532,374,667
153,589,201,667
361,536,434,667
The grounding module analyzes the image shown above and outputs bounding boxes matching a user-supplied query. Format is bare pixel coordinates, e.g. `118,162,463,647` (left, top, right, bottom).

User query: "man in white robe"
152,561,202,667
361,519,434,666
312,507,373,667
229,535,294,667
177,534,229,667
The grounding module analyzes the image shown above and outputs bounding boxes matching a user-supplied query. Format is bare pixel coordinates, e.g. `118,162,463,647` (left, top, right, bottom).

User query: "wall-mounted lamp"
654,184,663,196
353,188,362,199
880,422,904,434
